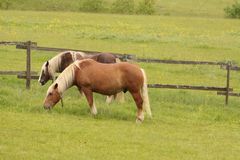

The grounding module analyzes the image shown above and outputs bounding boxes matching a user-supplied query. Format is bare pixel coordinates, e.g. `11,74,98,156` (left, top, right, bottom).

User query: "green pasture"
1,7,240,160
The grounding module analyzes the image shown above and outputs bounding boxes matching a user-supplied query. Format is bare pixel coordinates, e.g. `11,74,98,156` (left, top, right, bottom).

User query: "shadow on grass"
29,95,136,122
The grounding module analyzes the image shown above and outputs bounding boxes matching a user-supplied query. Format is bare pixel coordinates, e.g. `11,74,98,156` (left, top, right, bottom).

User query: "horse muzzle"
43,103,53,110
39,80,46,86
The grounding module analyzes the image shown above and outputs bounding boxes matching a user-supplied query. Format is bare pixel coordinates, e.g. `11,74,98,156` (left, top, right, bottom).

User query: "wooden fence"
0,41,37,89
0,41,239,105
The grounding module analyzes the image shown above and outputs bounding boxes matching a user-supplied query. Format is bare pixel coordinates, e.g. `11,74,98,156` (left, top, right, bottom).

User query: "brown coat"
75,59,143,95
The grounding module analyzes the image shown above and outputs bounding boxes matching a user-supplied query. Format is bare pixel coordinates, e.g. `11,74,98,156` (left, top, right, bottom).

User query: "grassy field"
1,3,240,160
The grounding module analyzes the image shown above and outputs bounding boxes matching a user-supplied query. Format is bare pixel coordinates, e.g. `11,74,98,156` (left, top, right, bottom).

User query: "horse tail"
115,57,121,63
140,68,152,118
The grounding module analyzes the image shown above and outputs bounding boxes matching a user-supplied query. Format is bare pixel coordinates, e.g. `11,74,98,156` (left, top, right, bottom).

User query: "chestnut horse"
43,59,152,123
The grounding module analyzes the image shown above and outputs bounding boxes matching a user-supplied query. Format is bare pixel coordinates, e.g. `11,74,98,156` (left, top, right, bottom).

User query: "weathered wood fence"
0,41,37,89
138,59,234,105
0,41,239,105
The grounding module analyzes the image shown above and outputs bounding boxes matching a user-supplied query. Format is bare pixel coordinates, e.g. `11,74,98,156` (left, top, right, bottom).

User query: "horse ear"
45,61,49,67
54,83,58,89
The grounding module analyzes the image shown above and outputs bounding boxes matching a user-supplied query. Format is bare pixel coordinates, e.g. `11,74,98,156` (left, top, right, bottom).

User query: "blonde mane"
47,62,78,95
39,51,86,82
39,51,64,80
71,51,86,61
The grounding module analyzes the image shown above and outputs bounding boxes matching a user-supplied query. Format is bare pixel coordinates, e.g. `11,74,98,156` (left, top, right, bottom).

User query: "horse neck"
55,64,76,94
73,51,86,61
49,55,62,74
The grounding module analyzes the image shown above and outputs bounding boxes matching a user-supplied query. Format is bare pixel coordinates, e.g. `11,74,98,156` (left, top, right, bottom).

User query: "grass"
1,111,240,160
1,78,240,160
1,11,240,66
0,4,240,160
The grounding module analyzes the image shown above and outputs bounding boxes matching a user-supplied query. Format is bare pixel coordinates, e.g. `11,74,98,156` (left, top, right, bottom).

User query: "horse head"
43,83,61,109
38,61,53,85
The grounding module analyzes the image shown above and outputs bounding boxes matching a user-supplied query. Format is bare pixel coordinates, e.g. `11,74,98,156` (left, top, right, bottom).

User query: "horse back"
75,60,143,93
91,53,116,64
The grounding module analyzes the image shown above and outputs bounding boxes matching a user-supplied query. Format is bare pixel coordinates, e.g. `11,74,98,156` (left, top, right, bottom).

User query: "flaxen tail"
115,57,121,63
140,69,152,118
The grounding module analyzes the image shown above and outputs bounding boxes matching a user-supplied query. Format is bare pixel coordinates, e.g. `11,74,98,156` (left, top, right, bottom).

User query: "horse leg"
130,91,144,123
82,88,97,115
114,92,125,103
77,87,83,98
106,92,125,104
106,95,114,104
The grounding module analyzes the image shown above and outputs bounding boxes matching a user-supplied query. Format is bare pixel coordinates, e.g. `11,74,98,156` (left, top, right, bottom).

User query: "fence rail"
0,71,37,75
17,74,39,80
16,44,133,59
137,58,228,66
217,92,240,97
147,84,233,92
0,41,37,46
221,65,240,71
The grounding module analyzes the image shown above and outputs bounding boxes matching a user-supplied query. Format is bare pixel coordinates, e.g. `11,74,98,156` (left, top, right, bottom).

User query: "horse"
43,59,152,123
38,51,122,103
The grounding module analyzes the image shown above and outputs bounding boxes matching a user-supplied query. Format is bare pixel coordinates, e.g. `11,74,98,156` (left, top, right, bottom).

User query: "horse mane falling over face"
38,51,85,85
43,59,152,123
44,62,76,107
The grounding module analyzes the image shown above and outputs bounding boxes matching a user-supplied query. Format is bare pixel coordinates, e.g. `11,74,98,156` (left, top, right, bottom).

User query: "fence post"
225,61,231,105
26,41,31,89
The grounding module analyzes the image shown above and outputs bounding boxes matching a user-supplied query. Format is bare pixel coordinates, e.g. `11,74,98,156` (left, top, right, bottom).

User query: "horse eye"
49,93,52,96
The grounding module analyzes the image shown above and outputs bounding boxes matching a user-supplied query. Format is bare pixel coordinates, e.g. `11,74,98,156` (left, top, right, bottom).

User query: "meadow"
1,2,240,160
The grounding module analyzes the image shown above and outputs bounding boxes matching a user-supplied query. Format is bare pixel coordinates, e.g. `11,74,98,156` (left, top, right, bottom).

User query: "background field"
1,1,240,160
0,0,236,17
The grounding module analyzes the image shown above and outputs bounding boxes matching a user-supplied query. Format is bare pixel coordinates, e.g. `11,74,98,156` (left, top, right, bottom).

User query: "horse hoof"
136,118,143,124
90,108,97,115
91,110,97,115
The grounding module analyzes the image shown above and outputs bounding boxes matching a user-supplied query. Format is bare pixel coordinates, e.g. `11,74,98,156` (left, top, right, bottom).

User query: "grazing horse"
43,59,152,123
